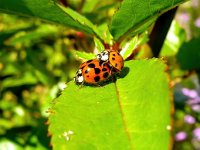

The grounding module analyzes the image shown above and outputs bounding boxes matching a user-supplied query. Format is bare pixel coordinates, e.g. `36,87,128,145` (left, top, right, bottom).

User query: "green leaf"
7,25,58,46
120,32,149,60
176,38,200,70
98,23,113,45
73,50,96,61
0,0,101,39
82,0,99,13
0,30,16,46
1,72,38,89
120,35,138,60
109,0,188,41
161,21,186,57
94,37,105,53
48,59,171,150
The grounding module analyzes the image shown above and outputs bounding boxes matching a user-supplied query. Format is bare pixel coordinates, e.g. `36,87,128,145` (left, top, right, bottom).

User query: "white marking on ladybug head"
96,53,101,60
74,69,84,84
97,50,109,62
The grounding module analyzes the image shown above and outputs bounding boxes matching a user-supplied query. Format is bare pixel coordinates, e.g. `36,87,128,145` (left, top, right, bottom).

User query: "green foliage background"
1,0,200,150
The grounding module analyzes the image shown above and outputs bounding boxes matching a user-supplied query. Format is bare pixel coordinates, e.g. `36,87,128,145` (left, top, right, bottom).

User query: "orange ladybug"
74,59,111,85
96,49,124,72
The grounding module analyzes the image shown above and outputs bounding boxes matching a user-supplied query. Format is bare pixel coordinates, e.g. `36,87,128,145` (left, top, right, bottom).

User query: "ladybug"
74,59,111,85
96,49,124,72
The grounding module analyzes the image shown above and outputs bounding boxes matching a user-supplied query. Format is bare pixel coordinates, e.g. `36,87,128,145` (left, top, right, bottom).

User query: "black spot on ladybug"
98,61,102,66
112,54,116,56
86,60,93,63
112,57,115,60
117,53,120,55
88,63,95,68
94,76,100,82
115,63,118,67
94,68,101,74
103,72,109,78
102,68,107,71
87,75,89,77
85,70,89,74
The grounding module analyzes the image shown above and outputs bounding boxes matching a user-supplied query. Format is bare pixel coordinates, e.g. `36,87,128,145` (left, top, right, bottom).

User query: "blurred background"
0,0,200,149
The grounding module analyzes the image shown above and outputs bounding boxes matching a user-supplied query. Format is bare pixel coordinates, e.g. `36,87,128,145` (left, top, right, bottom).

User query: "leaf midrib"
114,83,133,149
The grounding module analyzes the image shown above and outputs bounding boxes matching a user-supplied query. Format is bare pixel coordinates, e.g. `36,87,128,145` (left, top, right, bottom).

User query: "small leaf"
109,0,188,41
137,31,149,46
120,32,149,60
98,23,113,45
93,37,105,53
120,35,138,60
48,59,171,150
176,38,200,70
73,50,95,61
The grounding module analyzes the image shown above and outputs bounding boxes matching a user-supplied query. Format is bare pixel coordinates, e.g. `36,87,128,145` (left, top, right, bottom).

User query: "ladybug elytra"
74,59,111,85
96,49,124,72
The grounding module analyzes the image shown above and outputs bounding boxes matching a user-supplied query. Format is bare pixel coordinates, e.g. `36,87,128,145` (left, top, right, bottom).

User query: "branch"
148,7,178,57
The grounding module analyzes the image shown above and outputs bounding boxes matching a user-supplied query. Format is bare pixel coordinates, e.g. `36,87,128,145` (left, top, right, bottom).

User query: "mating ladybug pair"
74,49,124,85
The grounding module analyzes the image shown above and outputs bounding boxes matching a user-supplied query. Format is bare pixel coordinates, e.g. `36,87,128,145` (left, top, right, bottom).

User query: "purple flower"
187,97,200,105
184,115,196,124
181,88,198,98
177,13,190,25
191,104,200,113
175,131,187,141
195,17,200,28
193,128,200,141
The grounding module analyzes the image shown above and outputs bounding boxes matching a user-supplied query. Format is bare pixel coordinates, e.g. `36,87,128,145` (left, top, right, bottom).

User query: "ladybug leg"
110,66,114,73
78,81,84,89
111,73,117,83
97,84,102,87
81,81,85,88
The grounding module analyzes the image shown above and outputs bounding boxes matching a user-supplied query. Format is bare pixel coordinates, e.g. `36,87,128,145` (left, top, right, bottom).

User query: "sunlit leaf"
98,23,113,45
73,50,95,61
109,0,188,41
161,21,186,57
49,59,171,150
94,37,105,53
120,35,138,60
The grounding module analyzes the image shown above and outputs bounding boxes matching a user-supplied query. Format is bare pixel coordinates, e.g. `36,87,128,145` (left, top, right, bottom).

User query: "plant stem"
148,7,178,57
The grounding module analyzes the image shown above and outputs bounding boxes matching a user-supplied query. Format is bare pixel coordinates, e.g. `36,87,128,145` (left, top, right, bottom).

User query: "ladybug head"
96,50,109,62
74,69,84,84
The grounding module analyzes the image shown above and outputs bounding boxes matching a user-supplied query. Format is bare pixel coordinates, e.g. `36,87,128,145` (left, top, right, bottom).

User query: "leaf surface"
109,0,188,41
48,59,171,150
73,50,96,61
0,0,101,39
176,38,200,70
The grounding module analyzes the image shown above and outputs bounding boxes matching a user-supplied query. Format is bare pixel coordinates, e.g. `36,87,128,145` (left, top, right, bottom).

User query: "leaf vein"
114,83,133,149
